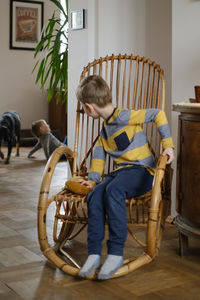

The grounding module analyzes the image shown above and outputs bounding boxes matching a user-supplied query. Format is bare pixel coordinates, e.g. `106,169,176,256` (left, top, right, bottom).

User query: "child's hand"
162,147,174,164
75,179,94,189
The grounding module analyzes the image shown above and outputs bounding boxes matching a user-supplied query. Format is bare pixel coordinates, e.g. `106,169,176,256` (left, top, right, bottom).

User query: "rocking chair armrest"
48,145,74,158
47,145,74,173
157,154,168,170
146,154,169,258
151,154,168,209
61,145,74,158
155,154,173,192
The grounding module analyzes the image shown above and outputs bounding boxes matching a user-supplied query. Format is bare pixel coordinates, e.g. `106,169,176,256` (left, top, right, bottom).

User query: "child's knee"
105,183,125,198
87,190,103,209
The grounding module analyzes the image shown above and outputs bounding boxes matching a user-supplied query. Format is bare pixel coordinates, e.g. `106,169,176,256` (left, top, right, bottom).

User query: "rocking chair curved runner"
38,54,173,279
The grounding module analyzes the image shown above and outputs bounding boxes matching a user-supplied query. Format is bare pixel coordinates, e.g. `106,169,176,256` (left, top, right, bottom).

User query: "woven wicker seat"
37,54,173,279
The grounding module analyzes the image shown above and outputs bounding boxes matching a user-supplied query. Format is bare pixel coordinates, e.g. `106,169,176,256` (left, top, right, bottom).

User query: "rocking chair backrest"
72,54,165,177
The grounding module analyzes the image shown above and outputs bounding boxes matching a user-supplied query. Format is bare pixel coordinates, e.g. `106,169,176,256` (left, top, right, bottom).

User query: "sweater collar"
105,107,117,125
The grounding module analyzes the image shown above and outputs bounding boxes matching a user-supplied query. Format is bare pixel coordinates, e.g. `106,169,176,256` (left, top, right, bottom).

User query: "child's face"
40,121,50,134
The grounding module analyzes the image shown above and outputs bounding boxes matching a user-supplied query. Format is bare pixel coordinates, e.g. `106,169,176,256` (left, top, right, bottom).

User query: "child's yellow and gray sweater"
88,108,174,184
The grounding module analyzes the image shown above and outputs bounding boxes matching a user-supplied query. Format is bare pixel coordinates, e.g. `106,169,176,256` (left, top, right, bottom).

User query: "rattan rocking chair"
38,54,173,279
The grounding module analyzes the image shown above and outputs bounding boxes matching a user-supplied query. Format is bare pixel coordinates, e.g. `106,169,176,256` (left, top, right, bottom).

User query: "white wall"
98,0,146,57
146,0,172,122
0,0,55,129
68,0,146,147
171,0,200,215
68,0,90,147
172,0,200,102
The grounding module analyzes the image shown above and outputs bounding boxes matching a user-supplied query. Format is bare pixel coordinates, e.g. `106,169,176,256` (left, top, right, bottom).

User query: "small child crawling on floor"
27,119,68,160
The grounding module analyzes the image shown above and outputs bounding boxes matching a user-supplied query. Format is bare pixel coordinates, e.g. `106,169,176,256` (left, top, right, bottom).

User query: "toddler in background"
27,119,68,160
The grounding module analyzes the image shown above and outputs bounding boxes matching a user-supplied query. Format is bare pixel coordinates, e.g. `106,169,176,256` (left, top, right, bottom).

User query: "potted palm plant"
33,0,68,138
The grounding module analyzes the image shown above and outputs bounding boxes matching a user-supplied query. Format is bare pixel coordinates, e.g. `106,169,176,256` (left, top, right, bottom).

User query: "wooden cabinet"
173,103,200,256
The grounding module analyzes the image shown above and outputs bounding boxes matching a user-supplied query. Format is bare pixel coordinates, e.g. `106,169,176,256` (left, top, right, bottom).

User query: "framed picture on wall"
71,9,85,30
10,0,44,50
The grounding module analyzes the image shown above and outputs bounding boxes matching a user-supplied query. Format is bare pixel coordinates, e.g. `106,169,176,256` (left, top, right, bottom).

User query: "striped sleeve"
154,110,174,149
88,136,107,184
145,109,174,149
129,109,174,149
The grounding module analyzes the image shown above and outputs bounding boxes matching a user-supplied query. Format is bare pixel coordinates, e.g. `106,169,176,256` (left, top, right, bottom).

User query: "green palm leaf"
33,0,68,110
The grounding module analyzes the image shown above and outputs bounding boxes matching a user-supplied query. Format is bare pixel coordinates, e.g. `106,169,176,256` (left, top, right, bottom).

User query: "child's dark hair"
76,75,112,107
31,119,45,138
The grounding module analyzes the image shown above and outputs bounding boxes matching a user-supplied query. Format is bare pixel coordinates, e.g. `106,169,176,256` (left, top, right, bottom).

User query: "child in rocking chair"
75,75,174,280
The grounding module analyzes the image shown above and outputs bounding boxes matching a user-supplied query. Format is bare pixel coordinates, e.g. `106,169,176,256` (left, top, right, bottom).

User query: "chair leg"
178,232,189,257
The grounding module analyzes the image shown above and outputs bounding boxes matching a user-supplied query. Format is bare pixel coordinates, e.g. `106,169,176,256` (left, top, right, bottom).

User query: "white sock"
98,255,123,280
79,255,100,278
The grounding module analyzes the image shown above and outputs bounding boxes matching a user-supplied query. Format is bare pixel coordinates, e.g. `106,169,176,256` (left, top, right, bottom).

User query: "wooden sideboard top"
173,102,200,114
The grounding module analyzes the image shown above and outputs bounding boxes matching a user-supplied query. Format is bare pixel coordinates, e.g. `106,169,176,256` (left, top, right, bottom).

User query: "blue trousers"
87,165,154,256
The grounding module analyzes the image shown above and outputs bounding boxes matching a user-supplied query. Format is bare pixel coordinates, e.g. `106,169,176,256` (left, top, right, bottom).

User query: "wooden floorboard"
0,147,200,300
